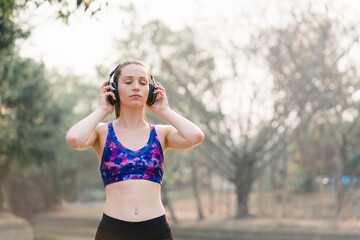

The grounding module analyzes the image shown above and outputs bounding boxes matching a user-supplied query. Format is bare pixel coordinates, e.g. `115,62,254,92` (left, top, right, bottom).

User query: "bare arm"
66,107,108,150
148,83,204,150
66,79,115,150
159,109,205,150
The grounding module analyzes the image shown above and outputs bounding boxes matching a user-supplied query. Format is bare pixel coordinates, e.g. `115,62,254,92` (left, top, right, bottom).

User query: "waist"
103,180,165,221
103,172,163,186
98,212,169,231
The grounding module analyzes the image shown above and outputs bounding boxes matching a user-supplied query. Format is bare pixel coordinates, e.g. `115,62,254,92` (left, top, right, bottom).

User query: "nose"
132,81,140,91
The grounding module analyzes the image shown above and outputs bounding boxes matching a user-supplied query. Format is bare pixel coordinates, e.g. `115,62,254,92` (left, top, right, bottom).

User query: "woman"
66,60,204,240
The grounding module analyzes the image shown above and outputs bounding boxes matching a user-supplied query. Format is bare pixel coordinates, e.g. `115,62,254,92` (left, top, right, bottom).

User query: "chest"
114,128,150,151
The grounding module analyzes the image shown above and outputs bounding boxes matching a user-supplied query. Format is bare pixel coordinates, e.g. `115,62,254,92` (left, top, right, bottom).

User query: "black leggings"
95,213,173,240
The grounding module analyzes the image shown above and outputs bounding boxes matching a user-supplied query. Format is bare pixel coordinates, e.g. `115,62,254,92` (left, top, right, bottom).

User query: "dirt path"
30,202,103,240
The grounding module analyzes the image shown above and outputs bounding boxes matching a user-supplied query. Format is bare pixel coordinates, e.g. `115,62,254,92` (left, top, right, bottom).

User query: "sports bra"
100,122,164,187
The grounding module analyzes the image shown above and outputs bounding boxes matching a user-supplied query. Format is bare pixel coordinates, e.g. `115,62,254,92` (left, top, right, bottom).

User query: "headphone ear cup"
147,82,157,105
107,82,119,105
147,75,158,105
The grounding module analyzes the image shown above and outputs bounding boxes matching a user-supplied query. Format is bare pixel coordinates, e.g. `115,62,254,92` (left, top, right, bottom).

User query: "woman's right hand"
99,79,115,115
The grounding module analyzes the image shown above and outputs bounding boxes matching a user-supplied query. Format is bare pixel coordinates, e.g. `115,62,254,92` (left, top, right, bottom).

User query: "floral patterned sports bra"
100,122,164,187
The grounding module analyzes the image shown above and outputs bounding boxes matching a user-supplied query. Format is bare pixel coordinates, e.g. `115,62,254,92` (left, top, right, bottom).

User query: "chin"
124,101,146,108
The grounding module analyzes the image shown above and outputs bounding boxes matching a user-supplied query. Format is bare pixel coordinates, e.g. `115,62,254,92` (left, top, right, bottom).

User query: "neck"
115,105,147,129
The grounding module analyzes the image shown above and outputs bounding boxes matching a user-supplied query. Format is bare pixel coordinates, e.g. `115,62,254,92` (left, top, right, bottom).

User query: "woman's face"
117,64,149,107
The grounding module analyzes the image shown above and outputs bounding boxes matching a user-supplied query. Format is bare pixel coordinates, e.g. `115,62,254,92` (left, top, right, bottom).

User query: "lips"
130,94,141,98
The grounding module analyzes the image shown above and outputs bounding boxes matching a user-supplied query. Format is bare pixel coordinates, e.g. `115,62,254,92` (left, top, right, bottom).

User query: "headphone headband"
108,63,121,80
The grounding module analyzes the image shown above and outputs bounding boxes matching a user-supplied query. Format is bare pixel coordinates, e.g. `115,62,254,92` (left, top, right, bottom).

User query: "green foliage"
0,48,101,216
0,49,59,214
0,0,29,51
0,0,107,214
1,50,55,166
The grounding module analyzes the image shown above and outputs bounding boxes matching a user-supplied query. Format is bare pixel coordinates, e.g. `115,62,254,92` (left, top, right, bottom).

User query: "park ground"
2,191,360,240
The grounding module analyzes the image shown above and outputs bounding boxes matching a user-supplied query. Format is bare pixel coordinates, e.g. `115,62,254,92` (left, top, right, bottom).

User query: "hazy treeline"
1,0,360,225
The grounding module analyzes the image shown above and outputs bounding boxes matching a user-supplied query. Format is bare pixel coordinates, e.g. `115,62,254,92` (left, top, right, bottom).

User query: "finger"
154,89,162,95
103,85,116,91
154,88,164,95
100,82,115,94
101,92,116,100
105,92,116,100
155,85,165,92
100,82,108,92
101,79,110,87
154,90,166,99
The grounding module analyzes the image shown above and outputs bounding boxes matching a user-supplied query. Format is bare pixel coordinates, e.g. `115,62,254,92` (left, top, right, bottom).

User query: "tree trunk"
234,180,250,218
232,156,255,219
225,180,232,217
0,182,5,212
191,161,204,220
257,170,265,216
0,157,11,212
334,148,344,225
162,182,178,223
280,155,288,217
207,166,214,215
334,132,347,225
233,165,253,218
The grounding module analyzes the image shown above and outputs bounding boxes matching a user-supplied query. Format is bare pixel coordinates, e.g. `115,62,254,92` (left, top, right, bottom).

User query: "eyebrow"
123,76,146,78
122,76,147,79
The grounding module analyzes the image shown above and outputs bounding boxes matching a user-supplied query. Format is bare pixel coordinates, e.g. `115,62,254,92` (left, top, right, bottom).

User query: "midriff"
103,179,165,222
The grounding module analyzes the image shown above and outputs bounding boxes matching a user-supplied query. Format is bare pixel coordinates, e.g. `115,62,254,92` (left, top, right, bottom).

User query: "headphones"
107,64,157,106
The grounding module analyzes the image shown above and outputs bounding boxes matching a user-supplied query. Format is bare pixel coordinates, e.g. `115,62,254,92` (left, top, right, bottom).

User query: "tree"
252,2,360,222
0,50,61,212
0,0,108,214
108,11,295,218
109,1,360,219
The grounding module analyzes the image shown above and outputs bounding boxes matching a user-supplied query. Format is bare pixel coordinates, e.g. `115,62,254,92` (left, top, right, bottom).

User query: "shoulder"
94,122,111,140
93,122,110,149
151,124,174,149
152,124,174,135
96,122,110,132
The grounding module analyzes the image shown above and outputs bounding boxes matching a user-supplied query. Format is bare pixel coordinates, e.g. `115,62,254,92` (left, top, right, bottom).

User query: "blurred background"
1,0,360,239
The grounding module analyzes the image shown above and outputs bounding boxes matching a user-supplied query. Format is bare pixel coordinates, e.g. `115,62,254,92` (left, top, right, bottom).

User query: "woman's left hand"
147,82,170,115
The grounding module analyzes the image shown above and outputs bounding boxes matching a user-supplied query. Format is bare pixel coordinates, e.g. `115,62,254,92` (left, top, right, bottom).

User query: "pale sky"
17,0,360,80
18,0,245,78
